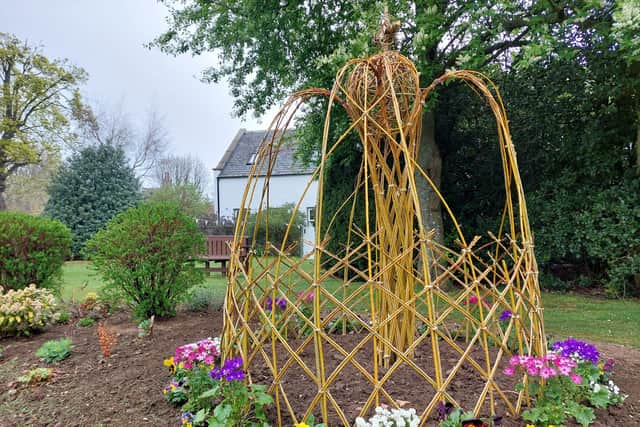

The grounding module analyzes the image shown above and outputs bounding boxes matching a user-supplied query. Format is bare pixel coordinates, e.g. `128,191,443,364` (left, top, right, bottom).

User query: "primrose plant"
163,337,273,426
505,338,626,427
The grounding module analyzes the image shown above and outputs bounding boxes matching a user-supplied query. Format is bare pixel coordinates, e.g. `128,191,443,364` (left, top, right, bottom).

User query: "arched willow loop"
222,48,546,426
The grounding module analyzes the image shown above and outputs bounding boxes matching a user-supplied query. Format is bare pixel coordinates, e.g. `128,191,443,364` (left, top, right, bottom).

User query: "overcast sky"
1,0,275,193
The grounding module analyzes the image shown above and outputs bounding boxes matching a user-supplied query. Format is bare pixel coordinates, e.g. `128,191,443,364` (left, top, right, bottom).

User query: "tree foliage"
0,32,87,210
246,203,305,255
147,183,212,218
44,143,140,256
153,154,208,194
153,1,638,294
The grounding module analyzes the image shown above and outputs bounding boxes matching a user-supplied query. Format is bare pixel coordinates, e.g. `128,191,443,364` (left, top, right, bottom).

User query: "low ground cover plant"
0,285,59,337
77,317,96,327
85,201,205,320
0,211,72,292
16,367,54,385
35,338,72,363
163,337,273,426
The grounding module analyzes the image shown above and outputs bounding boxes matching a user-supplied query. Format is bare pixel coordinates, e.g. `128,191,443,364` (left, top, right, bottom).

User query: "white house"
213,129,318,255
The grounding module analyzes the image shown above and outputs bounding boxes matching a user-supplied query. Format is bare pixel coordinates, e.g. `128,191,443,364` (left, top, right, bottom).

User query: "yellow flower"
526,425,535,427
178,362,185,369
295,423,310,427
163,358,174,367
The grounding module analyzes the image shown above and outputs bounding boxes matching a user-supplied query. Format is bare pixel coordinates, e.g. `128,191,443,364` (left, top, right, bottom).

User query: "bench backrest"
204,235,248,258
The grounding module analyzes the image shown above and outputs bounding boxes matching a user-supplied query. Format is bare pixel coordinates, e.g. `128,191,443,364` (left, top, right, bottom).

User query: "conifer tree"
44,144,140,256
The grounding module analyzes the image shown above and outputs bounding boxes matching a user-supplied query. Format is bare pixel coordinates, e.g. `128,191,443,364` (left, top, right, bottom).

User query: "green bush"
0,211,72,292
183,284,224,312
246,203,305,256
85,201,205,320
35,338,72,363
0,285,59,337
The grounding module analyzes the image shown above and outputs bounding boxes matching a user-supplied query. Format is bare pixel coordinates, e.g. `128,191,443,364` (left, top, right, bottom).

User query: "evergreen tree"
44,144,140,256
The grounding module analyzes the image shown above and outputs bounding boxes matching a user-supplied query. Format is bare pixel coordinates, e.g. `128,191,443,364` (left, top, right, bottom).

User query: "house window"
247,152,257,165
306,206,316,226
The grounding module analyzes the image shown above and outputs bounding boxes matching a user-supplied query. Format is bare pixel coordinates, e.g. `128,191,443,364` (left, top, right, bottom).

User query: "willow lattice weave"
221,49,546,426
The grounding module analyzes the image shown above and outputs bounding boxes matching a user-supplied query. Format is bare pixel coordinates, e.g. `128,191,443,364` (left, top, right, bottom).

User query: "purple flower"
210,357,245,382
551,338,600,364
603,358,615,372
276,298,287,310
499,310,513,321
265,297,273,311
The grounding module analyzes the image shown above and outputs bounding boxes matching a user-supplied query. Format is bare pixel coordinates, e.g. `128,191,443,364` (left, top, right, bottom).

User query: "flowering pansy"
210,357,246,382
297,290,315,304
265,297,287,311
551,338,599,363
498,310,513,321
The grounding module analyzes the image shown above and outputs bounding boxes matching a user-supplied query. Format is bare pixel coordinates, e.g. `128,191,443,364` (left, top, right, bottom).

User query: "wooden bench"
199,235,249,275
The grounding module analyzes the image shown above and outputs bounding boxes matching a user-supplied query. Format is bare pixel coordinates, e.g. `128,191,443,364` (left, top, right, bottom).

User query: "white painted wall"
217,174,318,255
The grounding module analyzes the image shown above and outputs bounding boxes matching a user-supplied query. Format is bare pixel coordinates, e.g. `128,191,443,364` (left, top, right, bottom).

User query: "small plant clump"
0,285,59,337
17,367,54,385
97,322,117,357
138,315,154,337
355,407,420,427
77,317,96,327
35,338,72,363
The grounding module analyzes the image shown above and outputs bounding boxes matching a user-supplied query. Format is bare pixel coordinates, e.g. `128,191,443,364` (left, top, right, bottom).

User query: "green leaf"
199,385,221,400
193,409,208,424
567,404,595,427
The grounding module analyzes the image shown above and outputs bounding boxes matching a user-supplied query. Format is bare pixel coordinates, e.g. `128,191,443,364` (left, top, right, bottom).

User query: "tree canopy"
153,1,639,295
0,32,87,210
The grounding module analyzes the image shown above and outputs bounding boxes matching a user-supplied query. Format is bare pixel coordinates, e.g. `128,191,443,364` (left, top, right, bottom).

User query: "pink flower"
467,295,478,305
504,365,515,376
204,355,215,364
539,365,556,379
570,373,582,385
184,361,193,370
526,365,539,376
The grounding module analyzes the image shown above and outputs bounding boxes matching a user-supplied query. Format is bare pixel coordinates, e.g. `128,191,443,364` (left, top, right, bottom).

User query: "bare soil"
0,310,638,426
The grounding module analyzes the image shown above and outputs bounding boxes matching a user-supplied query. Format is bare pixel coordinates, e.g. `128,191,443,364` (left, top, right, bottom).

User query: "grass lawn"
59,261,640,347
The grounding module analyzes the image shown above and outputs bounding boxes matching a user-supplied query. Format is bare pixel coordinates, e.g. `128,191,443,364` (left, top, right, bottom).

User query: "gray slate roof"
215,129,316,178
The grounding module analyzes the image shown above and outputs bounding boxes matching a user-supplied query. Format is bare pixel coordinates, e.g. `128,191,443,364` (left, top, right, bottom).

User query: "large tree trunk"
415,110,443,242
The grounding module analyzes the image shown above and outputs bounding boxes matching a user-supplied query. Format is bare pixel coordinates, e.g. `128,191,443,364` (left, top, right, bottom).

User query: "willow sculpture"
221,33,546,427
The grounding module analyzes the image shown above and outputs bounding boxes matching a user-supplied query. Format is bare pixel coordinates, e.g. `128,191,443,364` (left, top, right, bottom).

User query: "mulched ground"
0,309,638,426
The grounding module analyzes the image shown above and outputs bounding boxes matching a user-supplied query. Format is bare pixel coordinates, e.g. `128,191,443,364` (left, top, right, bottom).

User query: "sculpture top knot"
374,6,401,50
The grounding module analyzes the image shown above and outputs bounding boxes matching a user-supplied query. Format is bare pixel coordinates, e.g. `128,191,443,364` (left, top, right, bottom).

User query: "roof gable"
216,129,316,178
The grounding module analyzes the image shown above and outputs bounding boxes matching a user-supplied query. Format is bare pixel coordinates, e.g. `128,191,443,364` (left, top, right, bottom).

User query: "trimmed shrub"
85,201,205,320
0,211,72,292
0,285,59,337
